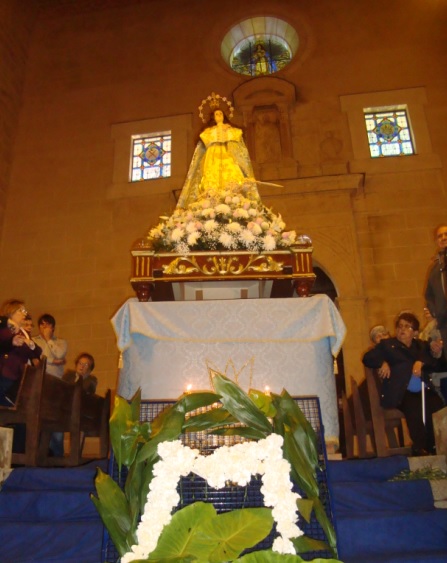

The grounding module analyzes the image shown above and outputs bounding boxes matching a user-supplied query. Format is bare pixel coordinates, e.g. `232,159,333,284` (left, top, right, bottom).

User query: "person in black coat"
362,311,444,455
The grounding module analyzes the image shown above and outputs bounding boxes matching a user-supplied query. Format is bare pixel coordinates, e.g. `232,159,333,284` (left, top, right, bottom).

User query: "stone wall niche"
233,77,297,180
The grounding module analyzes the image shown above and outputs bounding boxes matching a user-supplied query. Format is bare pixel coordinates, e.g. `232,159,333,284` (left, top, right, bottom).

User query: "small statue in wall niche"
254,110,281,164
320,131,343,161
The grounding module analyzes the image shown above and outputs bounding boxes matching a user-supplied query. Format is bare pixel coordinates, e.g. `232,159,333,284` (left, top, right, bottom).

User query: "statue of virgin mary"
147,93,297,254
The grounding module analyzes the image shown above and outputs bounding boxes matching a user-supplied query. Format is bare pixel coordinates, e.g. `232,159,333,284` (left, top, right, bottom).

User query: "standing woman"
0,299,42,406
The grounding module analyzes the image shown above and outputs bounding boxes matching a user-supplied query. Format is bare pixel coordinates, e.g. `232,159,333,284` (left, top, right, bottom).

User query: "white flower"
226,221,242,233
248,222,263,235
240,229,256,246
219,232,235,248
171,228,185,242
263,234,276,251
204,219,219,232
272,536,296,555
187,231,201,246
215,203,231,215
233,208,249,219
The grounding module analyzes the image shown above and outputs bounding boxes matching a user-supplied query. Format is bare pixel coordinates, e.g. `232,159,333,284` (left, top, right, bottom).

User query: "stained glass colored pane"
231,37,291,77
364,109,414,158
130,131,172,182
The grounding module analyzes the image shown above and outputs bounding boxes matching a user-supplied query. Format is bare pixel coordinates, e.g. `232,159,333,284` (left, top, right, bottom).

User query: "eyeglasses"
77,361,91,368
397,323,414,330
15,307,28,316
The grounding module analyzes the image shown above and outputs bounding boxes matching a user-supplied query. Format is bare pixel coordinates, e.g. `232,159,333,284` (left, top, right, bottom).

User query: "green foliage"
148,502,274,562
92,373,340,561
389,467,447,481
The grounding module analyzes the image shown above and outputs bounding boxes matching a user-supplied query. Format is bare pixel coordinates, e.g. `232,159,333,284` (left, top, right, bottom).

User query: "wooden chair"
341,378,375,458
0,358,83,466
364,367,412,457
341,388,355,458
36,372,83,467
79,389,111,461
350,376,375,458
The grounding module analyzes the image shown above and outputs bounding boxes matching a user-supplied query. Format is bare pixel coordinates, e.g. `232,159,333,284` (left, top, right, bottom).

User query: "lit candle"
264,385,270,396
186,383,193,393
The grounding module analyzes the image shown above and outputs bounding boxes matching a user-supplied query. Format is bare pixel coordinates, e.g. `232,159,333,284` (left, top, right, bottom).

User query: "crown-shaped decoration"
207,357,254,390
198,92,234,123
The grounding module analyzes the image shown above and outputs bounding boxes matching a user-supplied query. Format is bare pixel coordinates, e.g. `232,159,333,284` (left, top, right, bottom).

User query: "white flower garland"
121,433,303,562
147,182,299,253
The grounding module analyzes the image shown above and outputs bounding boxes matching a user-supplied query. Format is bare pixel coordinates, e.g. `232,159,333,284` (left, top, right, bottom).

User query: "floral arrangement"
147,180,299,254
92,373,341,562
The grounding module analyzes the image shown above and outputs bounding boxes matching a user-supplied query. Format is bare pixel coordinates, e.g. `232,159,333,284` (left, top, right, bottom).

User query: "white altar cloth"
111,294,346,443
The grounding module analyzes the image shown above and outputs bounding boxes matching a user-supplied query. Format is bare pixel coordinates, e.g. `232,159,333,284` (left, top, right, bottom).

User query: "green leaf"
124,457,145,539
249,389,277,418
137,402,185,463
149,502,218,561
282,427,319,499
274,392,319,469
211,373,272,435
203,507,274,562
91,468,132,556
180,391,222,413
182,407,238,431
296,498,314,524
211,426,267,440
291,534,329,554
312,497,338,557
109,391,150,470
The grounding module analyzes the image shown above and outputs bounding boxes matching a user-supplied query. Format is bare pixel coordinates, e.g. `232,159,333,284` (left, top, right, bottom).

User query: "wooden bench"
364,367,412,457
0,358,83,466
342,377,375,458
79,388,111,461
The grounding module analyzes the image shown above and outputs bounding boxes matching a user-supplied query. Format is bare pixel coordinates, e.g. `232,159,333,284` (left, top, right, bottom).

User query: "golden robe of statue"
176,110,261,209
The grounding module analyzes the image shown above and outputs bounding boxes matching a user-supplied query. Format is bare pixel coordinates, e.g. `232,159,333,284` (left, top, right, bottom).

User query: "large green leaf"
312,498,338,557
296,499,314,524
180,391,222,413
291,535,329,554
148,502,218,561
182,407,238,431
137,403,185,463
275,392,319,469
249,389,277,418
124,457,145,540
282,427,319,499
203,507,274,562
91,468,132,556
110,392,150,470
211,373,272,435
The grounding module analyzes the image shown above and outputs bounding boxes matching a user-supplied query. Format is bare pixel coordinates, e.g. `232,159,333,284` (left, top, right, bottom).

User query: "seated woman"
362,311,444,455
0,299,42,406
63,352,97,395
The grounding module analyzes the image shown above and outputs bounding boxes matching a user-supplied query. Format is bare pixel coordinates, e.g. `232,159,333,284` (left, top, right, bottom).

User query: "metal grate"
101,396,335,562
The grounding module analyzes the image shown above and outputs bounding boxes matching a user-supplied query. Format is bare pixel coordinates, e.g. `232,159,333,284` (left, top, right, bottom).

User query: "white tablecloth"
111,294,346,442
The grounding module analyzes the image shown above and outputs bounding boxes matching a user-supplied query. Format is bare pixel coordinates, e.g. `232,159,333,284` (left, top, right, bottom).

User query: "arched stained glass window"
130,131,171,182
364,109,415,158
222,17,298,77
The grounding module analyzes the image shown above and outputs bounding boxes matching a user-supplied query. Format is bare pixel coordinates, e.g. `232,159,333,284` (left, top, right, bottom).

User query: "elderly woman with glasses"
0,299,43,406
362,311,445,456
63,352,97,395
